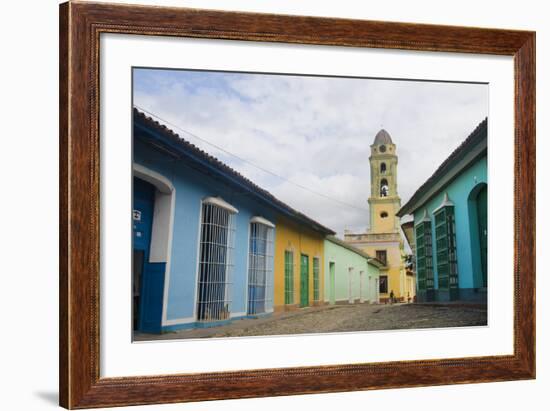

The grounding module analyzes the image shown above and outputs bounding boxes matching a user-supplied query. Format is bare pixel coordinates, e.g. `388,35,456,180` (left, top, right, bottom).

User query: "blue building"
397,119,488,303
132,109,334,333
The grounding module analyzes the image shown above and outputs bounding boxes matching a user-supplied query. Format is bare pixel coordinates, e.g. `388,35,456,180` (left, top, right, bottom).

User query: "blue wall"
413,156,487,297
134,139,277,328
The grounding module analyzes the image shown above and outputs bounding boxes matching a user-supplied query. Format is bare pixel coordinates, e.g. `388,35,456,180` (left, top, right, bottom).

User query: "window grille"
434,205,458,295
247,220,274,315
313,257,320,301
196,200,236,322
415,218,434,292
284,251,294,305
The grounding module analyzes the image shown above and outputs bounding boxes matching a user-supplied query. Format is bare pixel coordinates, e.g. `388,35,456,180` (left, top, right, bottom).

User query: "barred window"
197,198,237,322
434,205,458,292
247,218,274,315
415,217,434,292
284,251,294,305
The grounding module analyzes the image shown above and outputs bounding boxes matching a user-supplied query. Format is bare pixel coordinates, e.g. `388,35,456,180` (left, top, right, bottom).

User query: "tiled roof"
134,108,336,235
397,117,488,217
400,220,415,249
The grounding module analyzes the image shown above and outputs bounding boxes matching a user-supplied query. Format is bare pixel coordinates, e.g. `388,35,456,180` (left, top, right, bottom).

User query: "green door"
477,186,488,287
300,254,309,307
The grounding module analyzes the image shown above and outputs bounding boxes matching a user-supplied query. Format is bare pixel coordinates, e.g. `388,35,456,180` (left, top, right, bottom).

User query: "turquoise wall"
413,156,487,292
323,239,380,304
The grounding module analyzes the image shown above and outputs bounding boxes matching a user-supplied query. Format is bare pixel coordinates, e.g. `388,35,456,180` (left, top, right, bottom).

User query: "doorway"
369,276,373,303
348,267,354,304
476,185,488,287
469,183,488,289
300,254,309,307
329,262,336,305
133,178,155,332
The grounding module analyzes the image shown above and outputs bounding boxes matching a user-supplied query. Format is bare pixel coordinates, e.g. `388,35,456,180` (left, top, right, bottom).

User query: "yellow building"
344,129,415,302
273,216,332,312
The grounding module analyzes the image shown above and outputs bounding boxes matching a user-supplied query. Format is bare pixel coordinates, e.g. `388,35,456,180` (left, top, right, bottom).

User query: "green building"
324,236,383,305
397,118,488,303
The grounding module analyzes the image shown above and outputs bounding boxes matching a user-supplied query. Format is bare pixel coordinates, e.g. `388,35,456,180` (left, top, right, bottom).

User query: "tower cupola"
373,129,393,145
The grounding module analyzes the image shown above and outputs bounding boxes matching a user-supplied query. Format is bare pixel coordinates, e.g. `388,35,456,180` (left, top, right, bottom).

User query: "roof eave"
134,111,336,236
397,118,488,217
326,235,373,259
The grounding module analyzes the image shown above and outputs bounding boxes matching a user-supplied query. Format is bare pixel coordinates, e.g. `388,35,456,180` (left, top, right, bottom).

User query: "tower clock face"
379,145,386,153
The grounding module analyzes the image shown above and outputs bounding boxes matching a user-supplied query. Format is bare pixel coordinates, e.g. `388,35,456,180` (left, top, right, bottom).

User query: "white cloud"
134,69,488,238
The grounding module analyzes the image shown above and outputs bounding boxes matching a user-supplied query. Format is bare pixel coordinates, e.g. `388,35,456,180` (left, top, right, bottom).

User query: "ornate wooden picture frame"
59,1,535,408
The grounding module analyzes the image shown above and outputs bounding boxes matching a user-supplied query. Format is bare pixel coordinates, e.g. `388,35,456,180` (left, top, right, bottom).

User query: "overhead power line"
134,105,369,212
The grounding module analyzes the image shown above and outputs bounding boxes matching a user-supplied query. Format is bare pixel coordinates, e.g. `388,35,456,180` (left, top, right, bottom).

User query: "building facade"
397,118,488,302
344,129,412,302
324,236,382,305
273,217,329,312
133,109,334,333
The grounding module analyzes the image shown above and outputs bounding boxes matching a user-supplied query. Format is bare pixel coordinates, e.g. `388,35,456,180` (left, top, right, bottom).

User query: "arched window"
380,179,389,197
380,162,387,174
380,211,388,218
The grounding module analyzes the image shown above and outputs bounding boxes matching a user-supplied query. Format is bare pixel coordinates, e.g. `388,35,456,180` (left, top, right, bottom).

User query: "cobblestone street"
135,302,487,341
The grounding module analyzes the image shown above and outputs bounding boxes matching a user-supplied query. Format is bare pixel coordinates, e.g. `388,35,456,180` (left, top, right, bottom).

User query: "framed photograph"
59,1,535,408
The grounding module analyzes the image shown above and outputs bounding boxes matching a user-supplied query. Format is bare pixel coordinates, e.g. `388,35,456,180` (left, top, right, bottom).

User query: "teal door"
477,186,488,287
300,255,309,307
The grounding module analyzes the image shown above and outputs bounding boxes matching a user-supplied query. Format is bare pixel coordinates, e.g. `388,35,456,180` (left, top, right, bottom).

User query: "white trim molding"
419,209,431,223
433,192,455,214
203,196,239,214
250,215,275,228
163,316,195,326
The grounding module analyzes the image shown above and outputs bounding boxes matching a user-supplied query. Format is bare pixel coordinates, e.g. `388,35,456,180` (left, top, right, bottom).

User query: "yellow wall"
406,276,415,301
370,202,400,233
274,217,325,310
361,243,406,298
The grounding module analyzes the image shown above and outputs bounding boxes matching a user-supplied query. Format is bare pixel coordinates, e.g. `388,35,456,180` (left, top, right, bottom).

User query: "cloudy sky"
133,68,488,237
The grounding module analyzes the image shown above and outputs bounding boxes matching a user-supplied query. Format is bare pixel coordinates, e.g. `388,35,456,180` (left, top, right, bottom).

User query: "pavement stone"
135,302,487,341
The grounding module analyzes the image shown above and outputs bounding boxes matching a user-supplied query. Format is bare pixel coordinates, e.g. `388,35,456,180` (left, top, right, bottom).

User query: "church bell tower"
344,128,412,301
368,129,401,234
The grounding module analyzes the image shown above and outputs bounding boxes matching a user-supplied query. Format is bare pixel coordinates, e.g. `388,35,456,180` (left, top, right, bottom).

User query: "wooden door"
300,254,309,307
477,186,488,287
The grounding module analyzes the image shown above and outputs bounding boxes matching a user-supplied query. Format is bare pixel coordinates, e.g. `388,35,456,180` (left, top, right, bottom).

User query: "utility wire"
134,105,369,212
